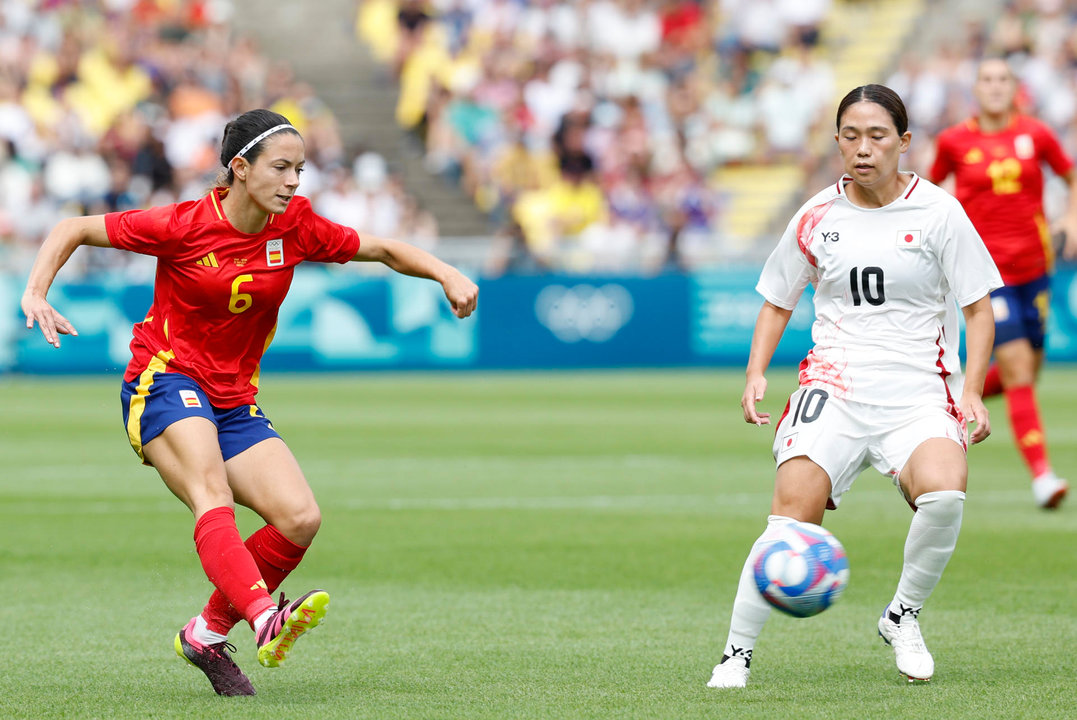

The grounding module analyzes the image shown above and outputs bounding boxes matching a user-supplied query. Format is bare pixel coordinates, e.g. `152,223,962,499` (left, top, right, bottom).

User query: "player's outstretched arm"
351,234,478,318
742,301,793,426
22,215,112,348
961,294,995,444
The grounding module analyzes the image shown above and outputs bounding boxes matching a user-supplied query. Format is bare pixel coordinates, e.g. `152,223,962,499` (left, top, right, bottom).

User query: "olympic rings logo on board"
534,284,634,343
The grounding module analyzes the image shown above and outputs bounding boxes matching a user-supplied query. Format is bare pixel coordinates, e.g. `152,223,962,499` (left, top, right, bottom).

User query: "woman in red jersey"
930,57,1077,509
21,109,478,696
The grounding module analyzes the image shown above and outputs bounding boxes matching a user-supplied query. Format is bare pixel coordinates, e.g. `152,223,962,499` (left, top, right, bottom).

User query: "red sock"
202,524,308,634
981,364,1002,398
193,507,276,628
1005,385,1051,478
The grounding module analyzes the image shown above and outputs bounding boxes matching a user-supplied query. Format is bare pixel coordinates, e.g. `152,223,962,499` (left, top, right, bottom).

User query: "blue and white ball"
752,521,850,618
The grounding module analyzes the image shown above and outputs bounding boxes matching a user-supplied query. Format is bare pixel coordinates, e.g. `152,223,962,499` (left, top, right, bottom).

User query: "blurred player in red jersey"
930,57,1077,509
21,109,478,696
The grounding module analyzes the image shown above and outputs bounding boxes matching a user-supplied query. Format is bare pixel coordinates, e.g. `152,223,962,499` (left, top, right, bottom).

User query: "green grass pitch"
1,369,1075,719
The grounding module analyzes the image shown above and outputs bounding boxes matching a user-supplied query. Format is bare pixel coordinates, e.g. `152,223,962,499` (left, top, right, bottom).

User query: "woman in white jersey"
707,84,1001,688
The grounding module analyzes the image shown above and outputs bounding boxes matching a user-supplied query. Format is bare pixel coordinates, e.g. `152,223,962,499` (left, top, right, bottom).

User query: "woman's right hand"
741,374,770,425
440,267,479,319
22,292,78,348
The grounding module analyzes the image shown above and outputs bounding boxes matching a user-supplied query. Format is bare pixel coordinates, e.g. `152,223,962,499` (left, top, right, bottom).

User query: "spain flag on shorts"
178,389,202,408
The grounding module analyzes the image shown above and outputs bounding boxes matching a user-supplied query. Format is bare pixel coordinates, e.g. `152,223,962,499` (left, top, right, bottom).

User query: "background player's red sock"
981,364,1002,398
201,524,308,634
193,507,276,628
1005,385,1050,478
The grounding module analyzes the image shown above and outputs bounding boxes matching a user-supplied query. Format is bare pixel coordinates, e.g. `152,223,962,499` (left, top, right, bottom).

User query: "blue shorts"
990,275,1050,349
120,371,280,464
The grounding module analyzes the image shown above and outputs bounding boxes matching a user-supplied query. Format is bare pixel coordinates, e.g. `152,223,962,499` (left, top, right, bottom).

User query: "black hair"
835,84,909,135
559,151,594,177
217,109,301,186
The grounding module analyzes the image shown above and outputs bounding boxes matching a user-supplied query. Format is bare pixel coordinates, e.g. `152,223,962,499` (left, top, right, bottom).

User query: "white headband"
229,124,294,166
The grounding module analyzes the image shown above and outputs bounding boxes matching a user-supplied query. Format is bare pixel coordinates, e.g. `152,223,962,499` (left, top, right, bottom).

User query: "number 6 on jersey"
229,274,254,314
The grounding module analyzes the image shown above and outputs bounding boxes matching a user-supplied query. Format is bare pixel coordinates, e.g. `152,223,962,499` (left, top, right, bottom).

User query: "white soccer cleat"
1032,472,1068,509
706,657,750,689
878,610,933,682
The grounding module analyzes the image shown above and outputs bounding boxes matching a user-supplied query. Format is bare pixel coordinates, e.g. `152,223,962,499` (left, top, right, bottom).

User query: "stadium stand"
5,0,1076,277
353,0,1000,270
0,0,436,277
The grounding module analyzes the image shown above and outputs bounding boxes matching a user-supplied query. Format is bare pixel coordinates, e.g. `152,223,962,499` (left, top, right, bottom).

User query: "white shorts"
771,386,968,508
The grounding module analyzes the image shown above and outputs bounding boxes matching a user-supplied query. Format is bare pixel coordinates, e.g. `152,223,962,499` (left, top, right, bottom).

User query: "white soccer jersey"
757,173,1003,407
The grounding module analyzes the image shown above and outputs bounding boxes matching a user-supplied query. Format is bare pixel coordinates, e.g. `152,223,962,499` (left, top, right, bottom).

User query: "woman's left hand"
961,392,991,444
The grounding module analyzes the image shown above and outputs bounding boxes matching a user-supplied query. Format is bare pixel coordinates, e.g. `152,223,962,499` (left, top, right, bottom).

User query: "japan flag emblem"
897,230,921,248
781,432,798,453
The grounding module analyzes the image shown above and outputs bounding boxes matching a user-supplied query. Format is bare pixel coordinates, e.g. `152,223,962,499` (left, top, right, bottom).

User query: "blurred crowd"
0,0,432,278
360,0,836,273
7,0,1077,280
889,0,1077,217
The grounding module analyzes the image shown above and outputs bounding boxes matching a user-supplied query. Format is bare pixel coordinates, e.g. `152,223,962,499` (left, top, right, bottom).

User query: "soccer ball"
752,521,850,618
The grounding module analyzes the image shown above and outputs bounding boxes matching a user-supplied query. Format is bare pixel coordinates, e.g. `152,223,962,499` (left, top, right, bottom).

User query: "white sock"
253,607,276,635
721,515,796,665
191,614,228,645
889,490,965,620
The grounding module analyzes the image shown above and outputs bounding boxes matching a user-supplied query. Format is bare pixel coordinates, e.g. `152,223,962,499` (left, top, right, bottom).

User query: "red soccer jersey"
105,188,361,407
930,114,1073,284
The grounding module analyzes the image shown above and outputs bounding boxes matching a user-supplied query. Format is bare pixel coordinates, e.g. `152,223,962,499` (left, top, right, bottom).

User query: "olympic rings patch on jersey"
266,238,284,266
